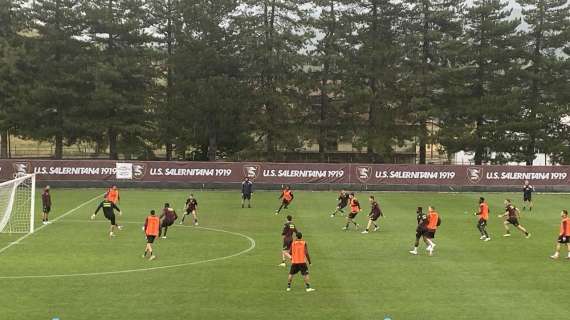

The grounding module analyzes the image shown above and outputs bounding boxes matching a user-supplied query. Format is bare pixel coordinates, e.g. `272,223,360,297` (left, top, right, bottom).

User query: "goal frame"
0,173,36,234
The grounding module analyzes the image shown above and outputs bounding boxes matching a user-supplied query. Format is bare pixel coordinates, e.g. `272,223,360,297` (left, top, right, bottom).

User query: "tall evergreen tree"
439,0,523,164
307,0,350,161
172,0,252,161
557,44,570,163
83,0,154,159
236,0,312,160
148,0,183,160
0,0,28,158
513,0,570,165
16,0,90,159
401,0,462,164
343,0,408,162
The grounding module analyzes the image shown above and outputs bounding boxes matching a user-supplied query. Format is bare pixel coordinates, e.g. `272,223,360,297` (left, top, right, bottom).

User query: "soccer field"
0,188,568,320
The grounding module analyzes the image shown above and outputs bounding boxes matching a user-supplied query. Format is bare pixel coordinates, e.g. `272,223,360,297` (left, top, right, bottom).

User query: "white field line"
0,223,256,279
0,194,103,256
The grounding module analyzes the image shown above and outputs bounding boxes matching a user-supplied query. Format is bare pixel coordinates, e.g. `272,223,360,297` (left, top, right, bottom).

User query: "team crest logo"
243,165,260,179
132,163,147,180
467,167,483,183
12,162,31,177
356,166,372,183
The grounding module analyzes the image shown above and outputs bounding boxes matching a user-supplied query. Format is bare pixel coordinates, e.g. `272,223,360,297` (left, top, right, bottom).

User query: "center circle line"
0,222,256,280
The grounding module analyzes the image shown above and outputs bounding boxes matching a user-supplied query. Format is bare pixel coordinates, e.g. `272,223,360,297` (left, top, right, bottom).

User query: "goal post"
0,174,36,234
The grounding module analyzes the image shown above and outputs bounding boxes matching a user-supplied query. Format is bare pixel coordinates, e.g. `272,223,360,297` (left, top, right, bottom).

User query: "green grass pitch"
0,188,568,320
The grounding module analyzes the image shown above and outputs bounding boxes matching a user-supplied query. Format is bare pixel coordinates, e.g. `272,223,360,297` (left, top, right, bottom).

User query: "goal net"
0,174,35,234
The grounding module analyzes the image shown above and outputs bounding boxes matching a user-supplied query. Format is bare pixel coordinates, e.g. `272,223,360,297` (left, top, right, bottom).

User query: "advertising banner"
0,160,568,186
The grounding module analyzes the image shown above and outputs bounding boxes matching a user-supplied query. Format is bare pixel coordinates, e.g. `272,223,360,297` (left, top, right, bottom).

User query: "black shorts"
348,212,359,219
523,195,532,202
424,230,436,239
162,220,174,228
338,202,348,209
558,235,569,244
186,209,196,215
507,217,519,227
147,235,156,243
478,218,487,227
282,200,291,206
369,214,380,222
416,227,426,239
242,193,252,200
282,239,293,251
43,206,51,214
104,212,116,225
289,263,309,276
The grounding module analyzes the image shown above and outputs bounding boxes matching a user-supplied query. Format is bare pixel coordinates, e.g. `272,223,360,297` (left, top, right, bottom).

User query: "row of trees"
0,0,569,164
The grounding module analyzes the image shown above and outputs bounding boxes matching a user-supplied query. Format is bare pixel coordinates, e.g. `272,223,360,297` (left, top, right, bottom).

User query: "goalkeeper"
92,198,122,238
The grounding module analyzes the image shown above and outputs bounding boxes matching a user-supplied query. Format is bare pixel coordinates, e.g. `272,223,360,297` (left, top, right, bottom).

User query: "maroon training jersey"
282,222,298,240
506,204,517,218
186,198,198,211
161,208,178,222
370,201,382,216
42,191,51,207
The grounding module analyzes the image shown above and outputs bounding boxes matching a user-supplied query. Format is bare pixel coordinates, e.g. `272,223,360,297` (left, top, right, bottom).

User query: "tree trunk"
0,130,8,159
474,119,484,165
525,152,534,166
473,13,487,166
53,3,64,161
318,78,328,162
175,143,186,160
106,0,117,161
207,131,217,161
525,133,535,165
165,8,174,162
367,2,379,163
525,4,545,166
474,149,484,165
419,124,427,164
54,133,63,159
165,143,173,161
418,0,430,165
108,128,118,160
266,129,274,162
263,1,276,162
318,2,337,163
367,77,378,161
367,106,376,158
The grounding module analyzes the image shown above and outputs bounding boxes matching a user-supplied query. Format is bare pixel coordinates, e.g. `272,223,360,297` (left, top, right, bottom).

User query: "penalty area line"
0,193,103,256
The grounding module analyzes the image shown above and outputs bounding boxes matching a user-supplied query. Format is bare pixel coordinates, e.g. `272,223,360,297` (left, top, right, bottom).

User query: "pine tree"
401,0,463,164
82,0,154,159
513,0,570,165
307,0,350,161
0,0,28,158
16,0,90,159
171,0,253,161
236,0,312,160
343,0,408,162
439,0,524,164
148,0,183,160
